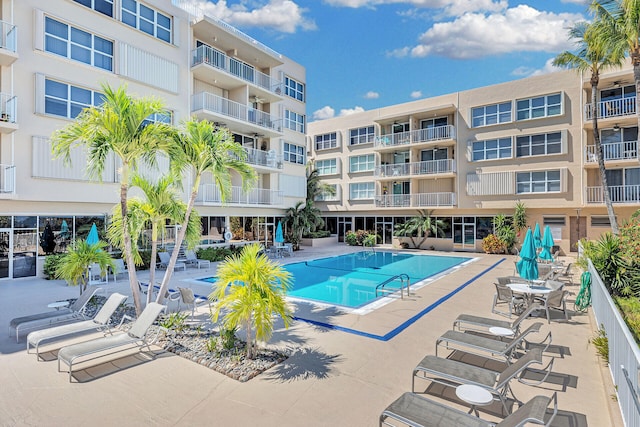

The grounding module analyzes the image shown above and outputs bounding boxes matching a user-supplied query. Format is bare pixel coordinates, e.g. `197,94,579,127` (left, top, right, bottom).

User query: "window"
283,142,305,165
516,170,561,193
74,0,114,17
315,132,337,150
315,184,338,202
284,110,305,133
285,76,304,102
543,216,565,240
349,182,374,200
591,216,612,227
121,0,172,43
471,102,511,127
516,132,562,157
44,79,104,119
421,117,448,128
350,126,375,145
349,154,375,172
316,159,337,175
45,17,113,71
472,138,512,161
516,93,562,121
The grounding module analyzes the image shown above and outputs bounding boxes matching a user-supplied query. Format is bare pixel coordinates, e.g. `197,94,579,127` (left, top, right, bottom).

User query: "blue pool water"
201,251,471,309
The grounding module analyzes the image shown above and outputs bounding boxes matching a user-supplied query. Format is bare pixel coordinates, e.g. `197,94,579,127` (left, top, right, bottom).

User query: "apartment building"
307,63,639,254
0,0,307,279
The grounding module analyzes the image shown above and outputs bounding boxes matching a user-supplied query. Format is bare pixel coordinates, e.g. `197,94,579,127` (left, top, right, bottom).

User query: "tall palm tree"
553,20,624,234
55,240,114,296
306,168,336,201
155,119,256,302
51,84,175,315
285,200,324,250
393,209,445,249
209,243,293,359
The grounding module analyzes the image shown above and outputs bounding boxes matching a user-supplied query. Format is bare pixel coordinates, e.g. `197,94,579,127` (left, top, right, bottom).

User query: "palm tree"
306,168,336,201
55,240,115,296
553,19,624,234
154,119,256,302
209,243,293,359
393,209,445,249
51,84,175,315
285,200,324,250
108,173,201,305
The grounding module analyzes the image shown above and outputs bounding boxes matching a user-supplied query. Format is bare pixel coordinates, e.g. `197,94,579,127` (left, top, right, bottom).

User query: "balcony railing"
374,125,456,148
192,45,283,94
374,192,456,208
586,141,638,163
0,20,17,52
191,92,282,132
375,159,455,177
0,163,15,193
586,185,640,203
0,93,17,123
198,184,284,206
584,97,637,120
232,147,283,170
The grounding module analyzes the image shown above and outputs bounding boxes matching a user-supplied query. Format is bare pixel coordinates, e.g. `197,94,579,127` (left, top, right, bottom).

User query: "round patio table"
455,384,493,416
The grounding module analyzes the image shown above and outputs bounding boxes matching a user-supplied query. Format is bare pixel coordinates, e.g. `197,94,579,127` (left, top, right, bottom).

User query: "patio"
0,245,621,426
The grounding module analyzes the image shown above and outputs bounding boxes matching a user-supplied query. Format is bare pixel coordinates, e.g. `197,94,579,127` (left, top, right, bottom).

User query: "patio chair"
9,287,101,342
453,303,541,335
137,282,180,311
496,276,522,286
537,289,570,324
412,348,553,414
544,280,564,291
177,287,211,320
185,250,211,269
157,251,186,271
27,293,128,359
88,263,109,286
110,259,128,282
379,392,557,427
492,283,525,318
57,302,166,382
436,322,551,363
555,263,574,284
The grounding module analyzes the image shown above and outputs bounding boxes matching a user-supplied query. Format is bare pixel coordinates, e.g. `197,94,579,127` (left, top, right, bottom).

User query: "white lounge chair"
177,287,211,320
57,302,166,382
27,293,128,359
9,287,101,342
453,303,541,335
110,259,128,281
157,251,186,271
185,250,211,269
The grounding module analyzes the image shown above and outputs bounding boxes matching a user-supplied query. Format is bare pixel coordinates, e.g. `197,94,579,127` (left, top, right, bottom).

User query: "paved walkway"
0,245,621,426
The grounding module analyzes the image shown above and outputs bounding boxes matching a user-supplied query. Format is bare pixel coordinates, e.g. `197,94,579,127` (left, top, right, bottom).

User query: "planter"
300,235,338,247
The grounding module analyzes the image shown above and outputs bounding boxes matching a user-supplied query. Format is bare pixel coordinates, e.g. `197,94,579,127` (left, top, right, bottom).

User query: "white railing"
0,20,17,52
0,163,15,193
374,194,411,207
197,184,283,206
412,192,456,207
192,45,283,94
586,185,640,204
374,125,455,148
375,159,455,177
585,97,637,120
191,92,282,132
233,147,283,170
375,163,411,177
586,142,638,163
0,93,17,123
589,259,640,427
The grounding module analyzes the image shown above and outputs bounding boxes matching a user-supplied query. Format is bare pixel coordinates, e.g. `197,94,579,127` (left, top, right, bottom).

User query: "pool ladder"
375,274,411,299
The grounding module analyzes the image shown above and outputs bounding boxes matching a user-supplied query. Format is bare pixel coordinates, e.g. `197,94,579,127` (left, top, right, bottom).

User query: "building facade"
0,0,307,279
307,64,639,254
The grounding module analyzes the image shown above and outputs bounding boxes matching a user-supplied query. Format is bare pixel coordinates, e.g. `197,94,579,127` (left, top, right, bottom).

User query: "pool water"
201,251,470,309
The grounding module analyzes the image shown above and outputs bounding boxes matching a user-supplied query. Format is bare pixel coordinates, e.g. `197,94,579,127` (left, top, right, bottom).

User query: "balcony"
0,93,17,133
585,141,638,165
374,125,455,150
374,192,456,208
191,92,282,137
191,45,283,103
584,97,636,121
0,163,15,194
233,147,283,172
197,184,284,207
0,20,17,66
586,185,640,204
375,159,456,178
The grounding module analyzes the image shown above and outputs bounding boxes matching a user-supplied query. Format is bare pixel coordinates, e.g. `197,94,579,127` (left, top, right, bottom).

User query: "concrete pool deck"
0,245,622,426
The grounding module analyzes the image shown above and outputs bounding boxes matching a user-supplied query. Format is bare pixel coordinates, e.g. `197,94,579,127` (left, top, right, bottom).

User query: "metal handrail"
375,273,411,299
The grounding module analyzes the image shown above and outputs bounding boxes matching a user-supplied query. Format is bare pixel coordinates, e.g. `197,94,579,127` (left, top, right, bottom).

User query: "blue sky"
187,1,591,121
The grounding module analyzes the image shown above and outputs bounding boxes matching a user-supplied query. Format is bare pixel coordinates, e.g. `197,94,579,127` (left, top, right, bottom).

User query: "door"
569,216,587,252
453,217,476,250
0,230,10,279
338,217,352,243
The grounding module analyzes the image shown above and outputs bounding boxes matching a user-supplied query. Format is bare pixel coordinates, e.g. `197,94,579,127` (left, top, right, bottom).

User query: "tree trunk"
120,163,143,315
246,319,254,360
148,224,158,306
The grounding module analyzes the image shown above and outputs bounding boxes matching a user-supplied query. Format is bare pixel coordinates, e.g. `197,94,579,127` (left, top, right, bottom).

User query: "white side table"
455,384,493,416
47,301,70,311
489,326,515,338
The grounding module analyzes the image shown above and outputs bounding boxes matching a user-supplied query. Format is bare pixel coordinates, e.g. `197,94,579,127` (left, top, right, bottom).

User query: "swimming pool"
201,251,471,309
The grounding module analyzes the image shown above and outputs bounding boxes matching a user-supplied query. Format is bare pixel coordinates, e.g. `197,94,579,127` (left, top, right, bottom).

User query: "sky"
184,0,591,122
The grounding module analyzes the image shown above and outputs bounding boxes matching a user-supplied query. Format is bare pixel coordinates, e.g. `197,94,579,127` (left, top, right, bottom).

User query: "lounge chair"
88,263,109,286
9,287,101,342
57,302,166,382
157,251,186,271
435,322,551,363
110,259,128,281
379,392,557,427
453,303,541,335
27,293,128,359
185,250,211,269
412,348,553,414
177,287,211,320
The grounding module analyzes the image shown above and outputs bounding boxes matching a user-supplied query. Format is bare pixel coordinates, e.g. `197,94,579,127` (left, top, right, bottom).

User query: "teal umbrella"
275,221,284,244
86,223,99,246
60,220,70,239
533,223,542,249
538,225,555,262
517,228,539,281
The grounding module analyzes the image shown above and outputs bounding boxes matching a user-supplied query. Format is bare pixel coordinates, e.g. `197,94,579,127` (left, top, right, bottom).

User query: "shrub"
363,233,378,247
43,254,65,280
615,297,640,344
589,326,609,364
303,230,331,238
482,234,507,254
345,230,377,246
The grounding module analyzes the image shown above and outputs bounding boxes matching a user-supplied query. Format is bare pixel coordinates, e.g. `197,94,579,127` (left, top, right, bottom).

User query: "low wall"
300,235,338,247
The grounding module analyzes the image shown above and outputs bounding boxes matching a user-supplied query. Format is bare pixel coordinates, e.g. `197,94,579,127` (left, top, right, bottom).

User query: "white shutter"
34,73,45,115
173,17,180,47
560,167,568,193
466,140,473,162
34,9,44,51
560,129,568,154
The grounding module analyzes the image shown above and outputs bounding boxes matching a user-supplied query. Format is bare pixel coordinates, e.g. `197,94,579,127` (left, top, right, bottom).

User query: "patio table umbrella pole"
516,228,539,286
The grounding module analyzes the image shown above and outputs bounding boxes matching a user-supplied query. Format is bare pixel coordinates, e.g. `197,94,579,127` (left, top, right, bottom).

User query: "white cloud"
410,90,423,98
364,91,380,99
312,106,336,120
339,106,365,116
387,47,410,58
406,5,583,59
323,0,507,16
512,58,563,77
184,0,316,33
